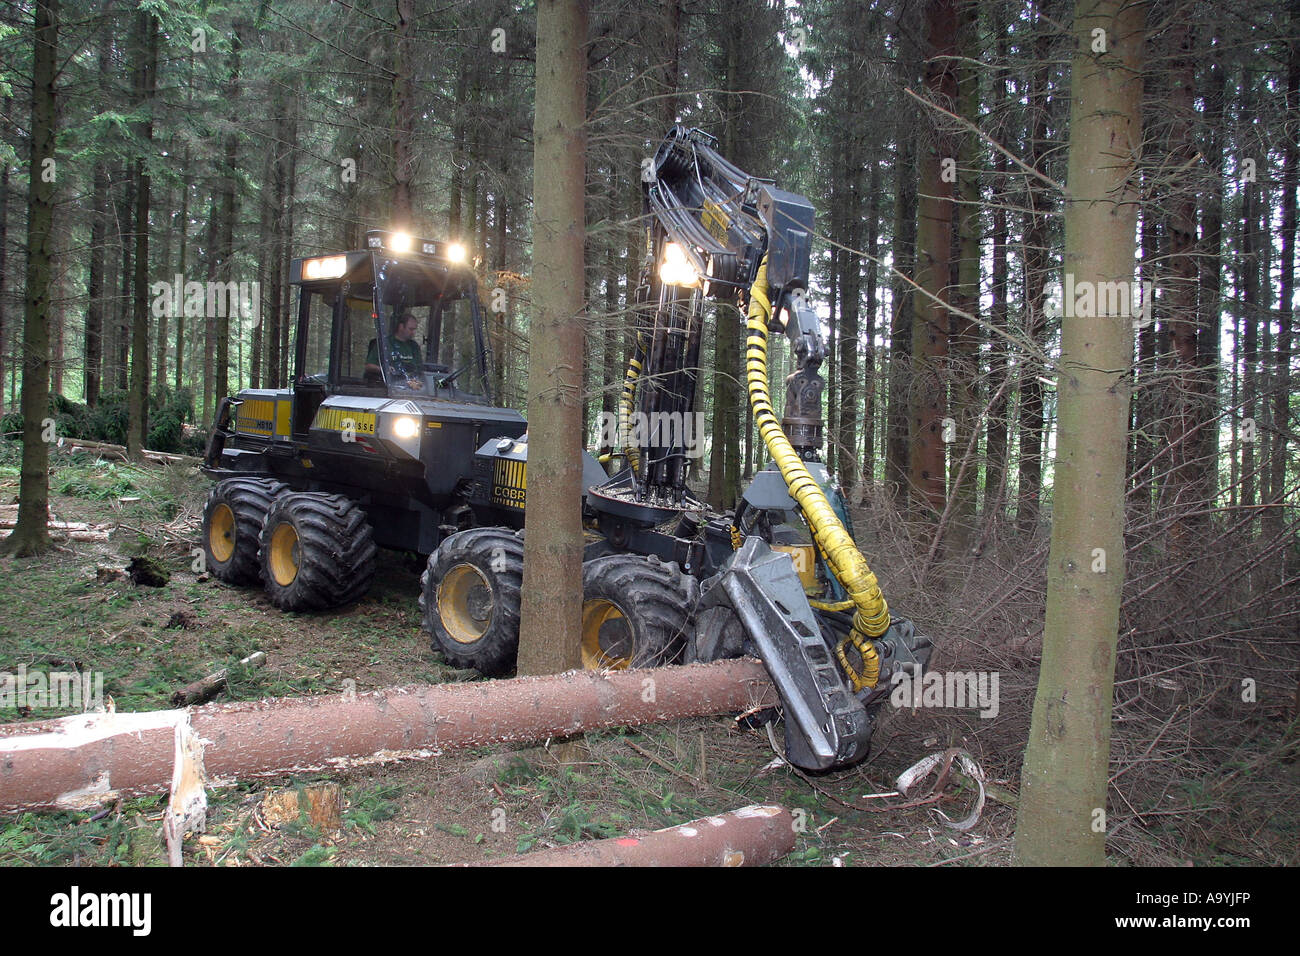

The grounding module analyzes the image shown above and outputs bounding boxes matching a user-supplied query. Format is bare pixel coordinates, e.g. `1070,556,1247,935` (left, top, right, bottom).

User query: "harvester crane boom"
580,127,927,770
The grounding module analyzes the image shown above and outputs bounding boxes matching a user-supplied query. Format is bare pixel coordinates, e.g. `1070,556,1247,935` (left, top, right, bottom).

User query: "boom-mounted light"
658,242,700,288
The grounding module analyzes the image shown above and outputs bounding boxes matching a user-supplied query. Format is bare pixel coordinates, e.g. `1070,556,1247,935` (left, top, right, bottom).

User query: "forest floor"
0,444,1294,867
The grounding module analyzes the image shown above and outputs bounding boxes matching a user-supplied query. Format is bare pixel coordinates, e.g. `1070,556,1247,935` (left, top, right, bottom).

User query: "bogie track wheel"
258,492,376,611
580,554,698,670
420,528,524,677
203,478,288,585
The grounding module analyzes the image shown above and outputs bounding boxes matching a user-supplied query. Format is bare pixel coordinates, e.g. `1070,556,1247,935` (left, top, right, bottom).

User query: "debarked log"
0,659,778,813
483,804,796,867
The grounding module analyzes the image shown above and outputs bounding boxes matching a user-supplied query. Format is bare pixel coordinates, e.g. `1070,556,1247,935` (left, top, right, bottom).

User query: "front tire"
580,554,698,670
203,478,287,585
420,527,524,677
259,492,376,611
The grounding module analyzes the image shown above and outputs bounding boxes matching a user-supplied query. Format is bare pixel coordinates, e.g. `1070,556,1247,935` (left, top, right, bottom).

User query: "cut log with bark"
60,437,201,466
483,804,796,867
0,659,779,813
170,651,266,706
0,507,111,542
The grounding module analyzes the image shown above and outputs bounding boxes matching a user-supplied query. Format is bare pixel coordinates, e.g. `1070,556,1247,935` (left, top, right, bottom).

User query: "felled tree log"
0,517,110,542
0,659,778,813
61,437,200,466
486,805,796,867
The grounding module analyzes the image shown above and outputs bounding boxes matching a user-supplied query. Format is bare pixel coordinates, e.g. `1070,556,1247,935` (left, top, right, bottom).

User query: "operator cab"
290,230,491,436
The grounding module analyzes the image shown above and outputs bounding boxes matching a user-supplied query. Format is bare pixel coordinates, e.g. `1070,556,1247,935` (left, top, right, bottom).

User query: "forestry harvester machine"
202,126,930,771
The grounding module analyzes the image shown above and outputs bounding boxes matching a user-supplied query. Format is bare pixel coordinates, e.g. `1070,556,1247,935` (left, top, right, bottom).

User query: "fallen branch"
626,738,706,790
170,651,267,707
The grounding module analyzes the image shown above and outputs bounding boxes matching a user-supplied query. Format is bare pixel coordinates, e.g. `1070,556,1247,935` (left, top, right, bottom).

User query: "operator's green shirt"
367,336,422,375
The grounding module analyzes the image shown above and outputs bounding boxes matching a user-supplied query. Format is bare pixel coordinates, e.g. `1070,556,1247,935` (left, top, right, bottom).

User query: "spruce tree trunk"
1015,0,1145,867
115,168,134,393
837,147,862,487
658,0,681,128
154,175,172,390
517,0,588,678
214,27,242,411
1017,14,1050,535
827,250,838,479
1240,108,1259,516
494,144,510,403
885,125,916,501
50,204,63,397
984,153,1010,521
126,10,157,460
391,0,415,228
983,11,1011,525
175,153,189,394
907,0,957,518
449,69,468,238
252,139,276,392
1132,212,1157,519
0,97,11,416
707,29,742,509
602,170,620,425
862,161,881,483
279,101,298,388
4,0,59,557
265,142,283,390
948,0,980,553
1265,22,1298,542
202,193,218,427
1198,59,1226,505
1159,19,1202,546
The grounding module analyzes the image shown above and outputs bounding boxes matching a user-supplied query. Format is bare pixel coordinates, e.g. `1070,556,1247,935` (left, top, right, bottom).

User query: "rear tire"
580,554,698,670
203,478,287,585
259,492,376,611
421,527,524,677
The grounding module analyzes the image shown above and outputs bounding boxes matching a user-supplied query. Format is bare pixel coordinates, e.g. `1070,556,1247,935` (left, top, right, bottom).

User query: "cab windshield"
370,257,490,400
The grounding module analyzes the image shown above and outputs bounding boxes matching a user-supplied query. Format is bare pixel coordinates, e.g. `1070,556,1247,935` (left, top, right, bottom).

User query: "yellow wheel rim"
438,564,492,644
581,599,634,670
209,503,235,564
269,522,300,587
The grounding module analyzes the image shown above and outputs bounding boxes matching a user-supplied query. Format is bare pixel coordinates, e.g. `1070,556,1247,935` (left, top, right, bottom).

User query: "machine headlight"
392,415,420,439
302,256,347,280
390,231,413,253
446,242,467,263
658,242,699,288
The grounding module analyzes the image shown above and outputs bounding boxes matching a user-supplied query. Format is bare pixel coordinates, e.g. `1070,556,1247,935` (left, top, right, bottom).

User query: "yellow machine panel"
233,393,292,440
491,458,526,510
235,399,275,437
702,198,730,245
275,400,291,437
313,407,377,435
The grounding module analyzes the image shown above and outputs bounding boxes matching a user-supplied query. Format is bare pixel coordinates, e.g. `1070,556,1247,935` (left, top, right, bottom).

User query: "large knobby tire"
203,478,288,585
420,527,524,677
580,554,698,670
259,492,376,611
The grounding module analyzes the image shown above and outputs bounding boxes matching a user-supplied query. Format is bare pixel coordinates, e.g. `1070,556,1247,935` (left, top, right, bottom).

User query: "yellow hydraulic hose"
618,333,646,473
745,257,890,690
